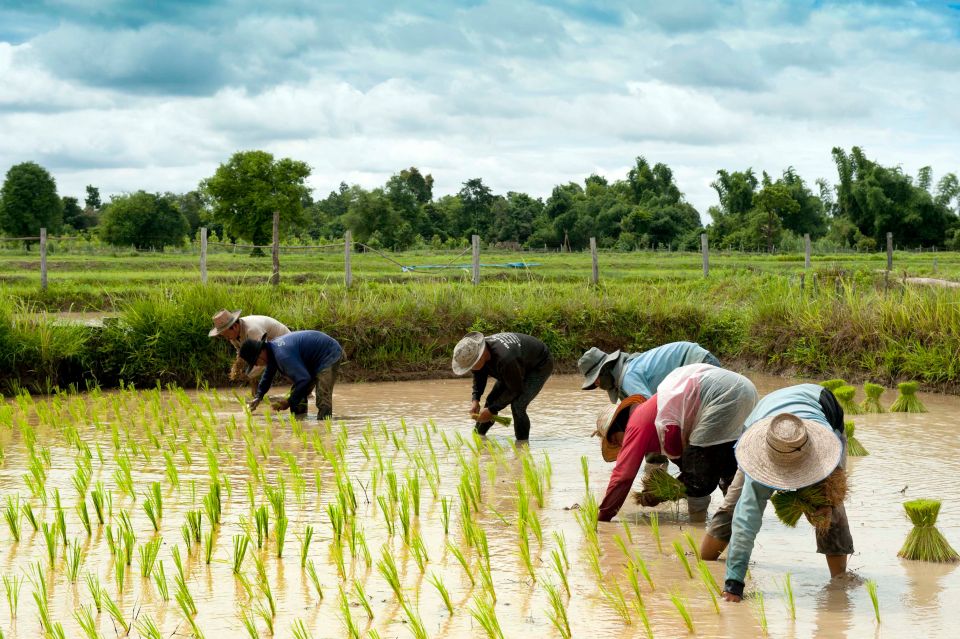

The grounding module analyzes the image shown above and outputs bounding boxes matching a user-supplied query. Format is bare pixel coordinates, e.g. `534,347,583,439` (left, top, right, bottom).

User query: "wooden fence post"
271,211,280,286
200,227,208,285
471,235,480,286
701,233,709,277
886,232,893,271
590,237,599,285
344,230,353,288
804,233,811,269
40,228,48,291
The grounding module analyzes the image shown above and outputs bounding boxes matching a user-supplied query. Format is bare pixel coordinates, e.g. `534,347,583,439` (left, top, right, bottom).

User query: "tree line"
1,147,958,253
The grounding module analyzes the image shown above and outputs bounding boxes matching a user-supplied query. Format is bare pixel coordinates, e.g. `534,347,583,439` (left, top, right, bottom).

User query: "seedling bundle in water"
860,383,885,413
844,421,869,457
819,379,847,392
771,469,847,533
897,499,959,562
889,381,927,413
635,469,686,503
832,385,862,415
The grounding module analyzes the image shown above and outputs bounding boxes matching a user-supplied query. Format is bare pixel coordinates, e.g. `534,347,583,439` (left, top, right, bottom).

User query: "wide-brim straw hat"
452,332,486,376
735,412,842,490
578,347,622,390
594,395,646,462
209,309,242,337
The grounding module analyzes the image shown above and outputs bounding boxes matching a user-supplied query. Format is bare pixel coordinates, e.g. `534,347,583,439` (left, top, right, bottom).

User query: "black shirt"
471,333,552,412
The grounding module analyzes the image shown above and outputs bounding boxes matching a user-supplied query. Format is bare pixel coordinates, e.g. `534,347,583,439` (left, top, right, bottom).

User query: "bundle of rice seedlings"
897,499,959,562
860,383,885,413
634,469,686,504
889,382,927,413
832,385,862,415
844,421,869,457
819,379,847,392
471,413,512,426
771,469,847,533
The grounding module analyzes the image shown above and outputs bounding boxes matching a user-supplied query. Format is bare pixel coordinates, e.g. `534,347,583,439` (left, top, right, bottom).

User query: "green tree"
99,191,189,250
84,185,101,210
201,150,311,255
173,191,206,237
457,178,494,238
0,162,63,246
61,196,85,230
752,182,798,251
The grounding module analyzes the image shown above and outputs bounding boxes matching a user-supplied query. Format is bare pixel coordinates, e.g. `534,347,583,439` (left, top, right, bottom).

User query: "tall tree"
201,150,311,255
0,162,62,246
99,191,189,250
84,185,101,210
61,196,85,230
457,178,494,238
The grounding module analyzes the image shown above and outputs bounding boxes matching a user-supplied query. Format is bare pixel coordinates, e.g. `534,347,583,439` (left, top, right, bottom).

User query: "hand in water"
246,397,261,412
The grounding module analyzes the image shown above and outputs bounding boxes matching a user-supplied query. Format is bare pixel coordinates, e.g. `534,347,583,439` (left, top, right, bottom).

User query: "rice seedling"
890,381,927,413
861,382,885,413
771,469,846,532
753,589,769,635
204,531,214,564
469,593,505,639
780,572,796,620
337,585,361,639
553,531,570,569
41,522,58,563
673,541,694,578
621,519,634,544
3,574,23,618
254,505,268,548
232,534,249,574
446,541,475,585
173,547,197,617
410,532,430,572
471,413,512,426
601,581,632,624
427,571,454,615
626,562,644,609
819,378,846,392
114,549,127,593
66,538,85,582
353,578,374,620
649,512,662,554
90,482,107,525
300,524,314,568
639,469,687,503
866,578,881,623
844,421,869,456
377,547,404,601
240,608,261,639
76,497,92,536
441,496,451,535
74,604,101,639
3,495,20,542
670,588,695,633
376,496,394,536
898,499,959,562
585,541,603,582
84,572,103,613
580,455,589,493
275,516,288,558
306,560,324,601
833,385,863,415
697,560,720,595
550,548,570,595
331,537,347,579
135,615,163,639
292,618,313,639
543,580,571,639
21,501,39,531
101,592,131,635
152,561,169,601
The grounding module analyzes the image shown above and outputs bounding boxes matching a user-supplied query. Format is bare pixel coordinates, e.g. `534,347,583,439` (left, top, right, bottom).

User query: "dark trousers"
476,359,554,440
293,361,339,419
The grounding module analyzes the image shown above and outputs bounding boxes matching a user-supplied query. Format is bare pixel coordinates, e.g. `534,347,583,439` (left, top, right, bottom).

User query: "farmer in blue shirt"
694,384,853,601
578,341,721,403
240,330,343,419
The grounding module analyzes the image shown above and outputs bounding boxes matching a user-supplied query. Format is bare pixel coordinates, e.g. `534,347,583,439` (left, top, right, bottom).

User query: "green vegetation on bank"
2,256,958,394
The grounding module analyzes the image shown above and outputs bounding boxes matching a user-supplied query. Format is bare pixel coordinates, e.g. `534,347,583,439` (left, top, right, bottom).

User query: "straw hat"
578,347,621,390
735,412,842,491
452,332,486,375
209,309,242,337
594,395,646,462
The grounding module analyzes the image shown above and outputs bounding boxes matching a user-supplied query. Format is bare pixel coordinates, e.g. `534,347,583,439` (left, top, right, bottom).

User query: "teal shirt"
724,384,837,585
618,341,712,399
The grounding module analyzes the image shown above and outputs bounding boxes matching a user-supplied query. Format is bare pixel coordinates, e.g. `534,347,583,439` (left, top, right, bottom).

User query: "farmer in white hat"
695,384,852,602
209,309,290,388
451,332,553,442
595,364,757,521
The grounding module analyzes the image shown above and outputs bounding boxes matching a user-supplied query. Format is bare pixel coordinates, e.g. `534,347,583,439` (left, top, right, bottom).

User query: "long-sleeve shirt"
471,333,552,413
725,384,844,587
255,330,343,410
228,315,290,351
618,341,714,400
599,395,660,521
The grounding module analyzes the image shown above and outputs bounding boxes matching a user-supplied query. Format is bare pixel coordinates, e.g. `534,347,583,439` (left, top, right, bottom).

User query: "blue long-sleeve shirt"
618,341,714,400
725,384,843,586
255,330,343,411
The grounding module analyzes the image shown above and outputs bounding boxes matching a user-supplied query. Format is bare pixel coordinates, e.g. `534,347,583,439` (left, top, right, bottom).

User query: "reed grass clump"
860,382,885,413
844,421,869,456
832,385,862,415
889,381,927,413
897,499,959,562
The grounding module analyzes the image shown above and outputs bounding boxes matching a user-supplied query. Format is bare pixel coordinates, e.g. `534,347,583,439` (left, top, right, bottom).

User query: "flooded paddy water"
0,373,958,638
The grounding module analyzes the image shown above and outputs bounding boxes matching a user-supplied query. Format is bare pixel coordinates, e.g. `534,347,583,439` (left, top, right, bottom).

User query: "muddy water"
0,373,957,639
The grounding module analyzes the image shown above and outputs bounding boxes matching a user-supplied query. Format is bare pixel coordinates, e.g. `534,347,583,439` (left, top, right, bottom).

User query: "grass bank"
2,270,958,394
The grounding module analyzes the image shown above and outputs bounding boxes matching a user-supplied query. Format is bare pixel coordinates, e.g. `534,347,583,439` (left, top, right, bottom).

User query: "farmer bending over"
596,364,757,522
691,384,851,602
241,330,343,419
209,309,290,390
452,332,554,442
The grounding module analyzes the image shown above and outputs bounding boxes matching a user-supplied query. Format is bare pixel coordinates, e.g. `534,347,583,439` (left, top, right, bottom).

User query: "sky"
1,0,959,218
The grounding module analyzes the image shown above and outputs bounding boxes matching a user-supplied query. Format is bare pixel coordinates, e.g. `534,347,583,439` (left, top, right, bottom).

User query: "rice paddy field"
0,372,957,639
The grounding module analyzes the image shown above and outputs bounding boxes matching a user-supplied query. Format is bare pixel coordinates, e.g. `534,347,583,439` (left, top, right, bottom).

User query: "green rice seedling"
331,537,346,579
522,455,545,508
33,583,53,636
478,560,496,602
113,549,126,593
844,421,869,456
772,469,846,532
754,589,768,635
292,618,313,639
73,464,91,497
553,531,570,569
649,512,662,554
585,542,603,582
3,574,23,618
670,588,695,633
41,522,58,563
550,549,569,595
254,505,268,548
440,496,451,535
135,614,163,639
819,379,846,392
781,572,796,620
352,578,374,620
74,604,101,639
3,495,20,542
639,469,686,503
632,551,655,590
411,533,429,572
627,562,644,609
697,560,720,595
204,482,223,528
890,381,927,413
50,620,68,639
833,385,862,415
517,520,536,582
866,578,880,623
683,531,701,562
306,560,324,600
427,571,454,615
232,535,249,574
118,510,135,565
76,497,92,536
469,594,505,639
581,455,590,493
90,483,106,525
152,561,169,601
101,592,131,635
143,500,159,532
408,472,421,516
621,519,634,544
446,541,474,585
861,382,885,413
84,572,103,613
164,450,180,488
300,525,314,568
337,585,361,639
601,581,632,625
471,413,512,426
21,501,39,532
375,495,394,536
275,516,288,558
376,546,403,601
240,607,261,639
204,530,214,564
898,499,959,562
543,580,571,639
66,539,85,582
